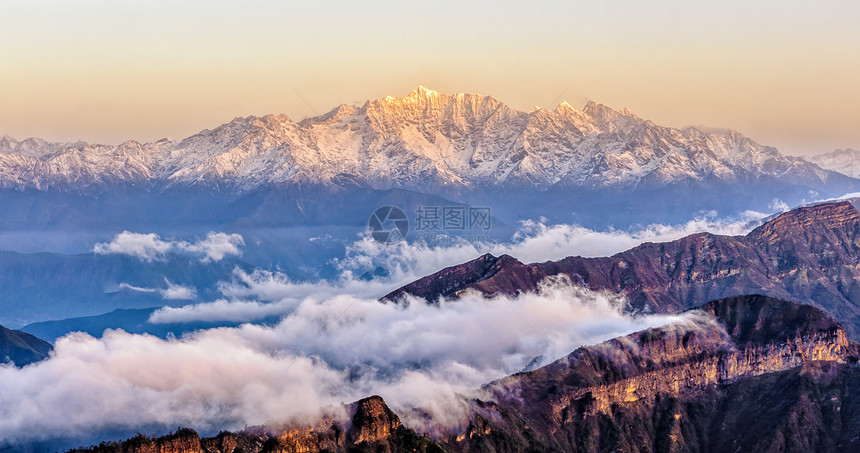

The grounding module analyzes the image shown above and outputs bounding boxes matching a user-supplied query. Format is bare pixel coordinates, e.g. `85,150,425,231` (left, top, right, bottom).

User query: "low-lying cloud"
93,232,172,262
11,209,780,445
93,231,244,262
159,281,198,300
343,209,767,278
151,209,769,325
0,279,686,444
119,279,197,301
181,232,246,263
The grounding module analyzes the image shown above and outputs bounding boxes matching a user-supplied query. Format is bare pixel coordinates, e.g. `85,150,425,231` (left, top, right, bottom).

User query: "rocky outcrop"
198,430,285,453
258,396,405,453
499,296,855,420
386,200,860,337
347,395,402,445
453,360,860,453
70,396,441,453
447,295,860,452
71,428,202,453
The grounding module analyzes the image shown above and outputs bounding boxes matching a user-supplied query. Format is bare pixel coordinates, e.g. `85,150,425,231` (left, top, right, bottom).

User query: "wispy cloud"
120,279,197,301
159,280,198,300
93,231,244,263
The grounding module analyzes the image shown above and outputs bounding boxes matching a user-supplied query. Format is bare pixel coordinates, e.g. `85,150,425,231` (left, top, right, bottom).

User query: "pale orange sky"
1,0,859,156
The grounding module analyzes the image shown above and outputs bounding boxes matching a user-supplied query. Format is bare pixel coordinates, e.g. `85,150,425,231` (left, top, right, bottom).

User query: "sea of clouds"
0,208,776,445
0,279,687,443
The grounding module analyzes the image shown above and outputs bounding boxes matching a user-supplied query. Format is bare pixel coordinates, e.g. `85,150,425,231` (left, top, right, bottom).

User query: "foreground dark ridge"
68,296,860,453
385,199,860,337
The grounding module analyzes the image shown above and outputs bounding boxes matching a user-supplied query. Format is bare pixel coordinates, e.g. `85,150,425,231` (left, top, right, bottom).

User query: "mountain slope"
0,324,52,366
20,307,288,342
0,251,252,327
455,296,860,453
386,199,860,337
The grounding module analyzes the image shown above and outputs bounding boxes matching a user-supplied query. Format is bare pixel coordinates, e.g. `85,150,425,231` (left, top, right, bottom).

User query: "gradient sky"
1,0,858,156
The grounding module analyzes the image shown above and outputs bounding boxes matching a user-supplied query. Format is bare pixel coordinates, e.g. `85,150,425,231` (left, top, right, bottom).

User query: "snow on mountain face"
0,87,842,192
807,149,860,179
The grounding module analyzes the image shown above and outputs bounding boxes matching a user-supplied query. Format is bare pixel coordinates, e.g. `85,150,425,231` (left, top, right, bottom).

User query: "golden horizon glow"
1,0,859,156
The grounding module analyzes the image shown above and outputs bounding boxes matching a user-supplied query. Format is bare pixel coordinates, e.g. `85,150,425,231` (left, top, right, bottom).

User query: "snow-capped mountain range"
807,149,860,179
0,86,849,193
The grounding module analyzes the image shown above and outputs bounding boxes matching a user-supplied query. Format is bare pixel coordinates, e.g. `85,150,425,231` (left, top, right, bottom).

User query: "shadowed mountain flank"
386,200,860,337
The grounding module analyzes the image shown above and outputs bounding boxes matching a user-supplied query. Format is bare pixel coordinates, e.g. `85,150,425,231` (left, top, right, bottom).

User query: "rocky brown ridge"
385,199,860,337
484,295,857,419
445,295,860,452
70,396,443,453
70,296,860,453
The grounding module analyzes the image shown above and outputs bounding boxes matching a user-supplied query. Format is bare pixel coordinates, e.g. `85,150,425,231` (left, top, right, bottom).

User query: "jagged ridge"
809,148,860,179
385,200,860,337
0,87,849,194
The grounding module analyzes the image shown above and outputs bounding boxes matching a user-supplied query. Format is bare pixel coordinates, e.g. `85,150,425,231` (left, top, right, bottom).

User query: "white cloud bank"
343,209,767,280
0,279,686,443
150,209,769,325
93,231,244,262
92,232,172,262
182,232,246,263
10,208,781,444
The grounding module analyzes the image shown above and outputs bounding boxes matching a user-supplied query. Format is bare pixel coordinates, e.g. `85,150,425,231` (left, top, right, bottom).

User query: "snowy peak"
366,86,513,127
303,104,356,125
0,88,850,193
580,100,643,132
552,100,581,117
414,85,439,97
808,148,860,178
